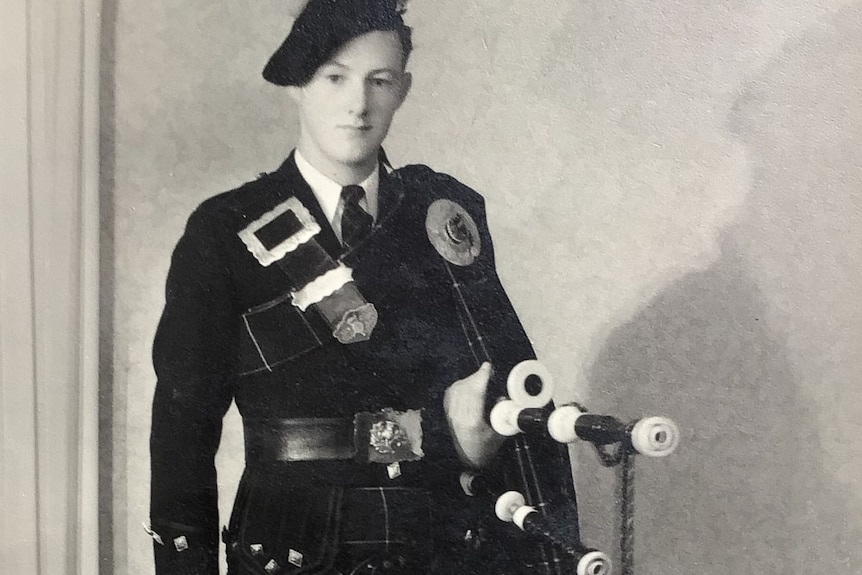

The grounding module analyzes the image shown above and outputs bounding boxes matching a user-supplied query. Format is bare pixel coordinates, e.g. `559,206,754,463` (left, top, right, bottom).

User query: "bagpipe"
483,360,680,575
425,196,680,575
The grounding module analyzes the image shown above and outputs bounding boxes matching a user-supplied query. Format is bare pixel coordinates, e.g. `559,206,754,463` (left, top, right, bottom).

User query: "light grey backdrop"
104,1,862,573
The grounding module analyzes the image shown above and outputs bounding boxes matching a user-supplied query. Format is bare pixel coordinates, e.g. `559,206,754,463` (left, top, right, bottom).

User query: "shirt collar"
293,149,379,225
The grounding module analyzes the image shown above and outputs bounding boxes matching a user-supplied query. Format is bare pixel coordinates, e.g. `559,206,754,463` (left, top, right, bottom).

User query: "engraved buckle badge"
355,408,424,465
333,302,378,344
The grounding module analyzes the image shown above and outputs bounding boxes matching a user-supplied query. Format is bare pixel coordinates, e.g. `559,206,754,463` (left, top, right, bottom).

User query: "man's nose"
347,79,370,116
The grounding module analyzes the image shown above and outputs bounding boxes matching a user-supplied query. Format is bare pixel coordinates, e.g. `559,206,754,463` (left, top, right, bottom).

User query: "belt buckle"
238,197,321,267
354,408,424,465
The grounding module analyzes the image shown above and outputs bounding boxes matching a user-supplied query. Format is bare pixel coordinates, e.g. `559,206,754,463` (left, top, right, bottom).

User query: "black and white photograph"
2,1,862,574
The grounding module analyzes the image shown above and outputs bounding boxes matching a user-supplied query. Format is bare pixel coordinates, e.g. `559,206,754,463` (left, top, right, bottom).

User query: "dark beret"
263,0,410,87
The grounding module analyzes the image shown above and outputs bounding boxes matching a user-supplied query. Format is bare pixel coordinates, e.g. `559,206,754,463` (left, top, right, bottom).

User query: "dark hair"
385,18,414,69
263,0,413,87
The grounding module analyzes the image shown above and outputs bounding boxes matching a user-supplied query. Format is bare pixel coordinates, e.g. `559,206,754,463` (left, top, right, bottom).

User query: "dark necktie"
340,185,373,249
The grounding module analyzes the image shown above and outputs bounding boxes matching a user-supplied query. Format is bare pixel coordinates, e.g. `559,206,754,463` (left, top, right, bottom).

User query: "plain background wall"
104,0,862,573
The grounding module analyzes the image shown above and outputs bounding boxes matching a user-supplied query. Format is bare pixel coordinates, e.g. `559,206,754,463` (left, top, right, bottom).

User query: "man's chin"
337,148,382,167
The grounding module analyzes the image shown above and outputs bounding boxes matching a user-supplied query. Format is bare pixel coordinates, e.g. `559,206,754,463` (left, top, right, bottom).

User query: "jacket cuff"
149,520,219,575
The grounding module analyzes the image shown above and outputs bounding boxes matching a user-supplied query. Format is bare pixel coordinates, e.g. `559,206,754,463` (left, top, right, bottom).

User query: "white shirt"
294,149,379,244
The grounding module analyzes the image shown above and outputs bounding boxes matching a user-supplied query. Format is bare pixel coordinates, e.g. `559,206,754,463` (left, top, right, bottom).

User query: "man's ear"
397,72,413,106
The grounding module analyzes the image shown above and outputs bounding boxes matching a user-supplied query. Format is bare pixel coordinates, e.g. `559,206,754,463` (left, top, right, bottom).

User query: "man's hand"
443,362,507,468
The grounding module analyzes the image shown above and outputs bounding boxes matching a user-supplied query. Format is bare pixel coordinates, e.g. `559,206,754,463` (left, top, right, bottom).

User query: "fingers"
445,362,492,401
444,362,493,422
466,361,492,389
444,362,505,468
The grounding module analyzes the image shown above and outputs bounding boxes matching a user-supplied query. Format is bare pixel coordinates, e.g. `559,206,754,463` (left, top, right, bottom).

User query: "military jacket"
150,153,578,575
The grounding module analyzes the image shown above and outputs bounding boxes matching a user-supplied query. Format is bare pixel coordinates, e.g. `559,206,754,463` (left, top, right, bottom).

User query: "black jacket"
150,153,578,574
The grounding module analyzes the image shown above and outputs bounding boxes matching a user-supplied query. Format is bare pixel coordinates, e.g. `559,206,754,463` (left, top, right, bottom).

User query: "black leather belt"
244,411,425,465
244,417,357,463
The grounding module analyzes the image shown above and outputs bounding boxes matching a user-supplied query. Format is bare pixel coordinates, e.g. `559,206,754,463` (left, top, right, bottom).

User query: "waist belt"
244,410,425,465
245,417,356,462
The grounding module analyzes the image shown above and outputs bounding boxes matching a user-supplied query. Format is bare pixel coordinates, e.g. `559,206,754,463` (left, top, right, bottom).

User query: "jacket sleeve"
150,206,237,575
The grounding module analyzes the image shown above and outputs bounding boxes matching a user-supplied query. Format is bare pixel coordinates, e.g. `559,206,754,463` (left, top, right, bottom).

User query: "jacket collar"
270,149,403,258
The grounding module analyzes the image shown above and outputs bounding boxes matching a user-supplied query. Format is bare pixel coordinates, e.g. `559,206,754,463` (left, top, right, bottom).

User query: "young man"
150,1,578,573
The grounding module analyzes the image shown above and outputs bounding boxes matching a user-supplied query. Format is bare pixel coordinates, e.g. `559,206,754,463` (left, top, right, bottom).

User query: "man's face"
290,30,411,178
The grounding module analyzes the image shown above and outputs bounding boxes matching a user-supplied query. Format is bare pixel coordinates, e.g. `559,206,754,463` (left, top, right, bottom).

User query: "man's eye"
326,74,344,83
370,77,393,87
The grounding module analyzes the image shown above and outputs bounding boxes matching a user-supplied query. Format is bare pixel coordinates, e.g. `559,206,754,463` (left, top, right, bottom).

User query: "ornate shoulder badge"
425,199,481,266
238,197,377,344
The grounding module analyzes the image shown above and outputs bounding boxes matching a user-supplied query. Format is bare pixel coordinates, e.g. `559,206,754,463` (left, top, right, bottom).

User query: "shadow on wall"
577,5,862,574
579,236,859,574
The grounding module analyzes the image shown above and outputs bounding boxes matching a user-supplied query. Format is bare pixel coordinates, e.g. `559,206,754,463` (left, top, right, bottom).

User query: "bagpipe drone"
425,193,680,575
488,360,679,575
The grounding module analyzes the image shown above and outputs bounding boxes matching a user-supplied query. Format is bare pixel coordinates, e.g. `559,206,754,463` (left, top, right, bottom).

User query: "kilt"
224,465,526,575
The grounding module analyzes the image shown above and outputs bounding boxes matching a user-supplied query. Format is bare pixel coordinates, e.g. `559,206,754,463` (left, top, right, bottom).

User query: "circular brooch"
425,199,481,266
